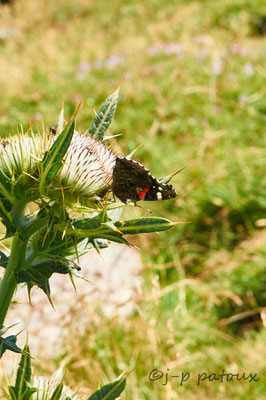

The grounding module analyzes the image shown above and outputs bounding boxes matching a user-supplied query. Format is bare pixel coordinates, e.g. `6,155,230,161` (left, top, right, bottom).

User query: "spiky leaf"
114,217,175,235
18,261,79,298
87,375,126,400
0,196,15,237
7,345,37,399
0,251,8,268
72,217,128,245
0,169,13,202
88,89,119,140
50,382,64,400
0,335,22,358
40,116,75,187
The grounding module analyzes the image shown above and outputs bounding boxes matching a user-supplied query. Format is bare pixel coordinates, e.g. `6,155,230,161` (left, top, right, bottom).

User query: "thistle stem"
0,233,27,326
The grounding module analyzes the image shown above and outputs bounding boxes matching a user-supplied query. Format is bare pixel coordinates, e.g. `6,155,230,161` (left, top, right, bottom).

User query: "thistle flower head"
31,376,79,400
0,89,121,212
60,131,116,198
0,129,116,207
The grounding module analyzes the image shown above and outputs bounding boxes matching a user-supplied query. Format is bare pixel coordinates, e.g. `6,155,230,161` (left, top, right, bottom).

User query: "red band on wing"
138,188,149,199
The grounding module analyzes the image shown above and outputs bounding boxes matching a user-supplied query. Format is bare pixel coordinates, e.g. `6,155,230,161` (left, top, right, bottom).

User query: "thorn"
6,322,20,330
61,217,69,240
78,274,96,286
47,294,56,310
27,285,32,306
22,171,38,181
92,240,102,257
159,167,186,184
103,133,123,141
118,77,125,90
171,221,191,226
42,228,50,247
131,243,141,251
72,102,82,120
15,329,24,337
0,128,8,139
69,273,77,294
126,144,143,159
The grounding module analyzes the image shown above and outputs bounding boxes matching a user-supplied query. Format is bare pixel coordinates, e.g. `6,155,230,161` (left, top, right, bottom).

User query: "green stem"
12,201,27,229
0,233,27,326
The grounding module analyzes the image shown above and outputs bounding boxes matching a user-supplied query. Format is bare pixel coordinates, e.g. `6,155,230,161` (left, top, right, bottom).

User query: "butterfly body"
112,157,178,203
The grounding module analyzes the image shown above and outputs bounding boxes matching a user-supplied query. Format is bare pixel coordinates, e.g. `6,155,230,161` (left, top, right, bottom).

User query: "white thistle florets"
32,376,79,400
0,130,116,204
61,131,116,196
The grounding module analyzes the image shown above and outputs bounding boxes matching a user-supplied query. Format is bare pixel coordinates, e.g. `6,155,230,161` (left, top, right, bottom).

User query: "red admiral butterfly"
112,157,178,203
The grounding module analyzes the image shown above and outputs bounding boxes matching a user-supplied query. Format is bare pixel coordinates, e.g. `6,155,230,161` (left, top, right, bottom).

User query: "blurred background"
0,0,265,399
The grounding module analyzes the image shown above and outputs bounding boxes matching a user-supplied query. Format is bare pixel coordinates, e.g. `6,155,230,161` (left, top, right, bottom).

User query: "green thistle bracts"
0,90,180,355
0,125,116,207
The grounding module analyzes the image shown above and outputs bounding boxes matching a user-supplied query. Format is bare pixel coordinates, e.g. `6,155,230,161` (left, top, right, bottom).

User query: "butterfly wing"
112,157,178,203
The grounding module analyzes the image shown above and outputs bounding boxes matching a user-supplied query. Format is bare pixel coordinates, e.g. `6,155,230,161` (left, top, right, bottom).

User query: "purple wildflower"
76,62,91,80
93,60,104,70
212,58,223,75
212,106,221,114
197,47,209,61
243,63,254,76
77,62,91,73
104,54,124,67
147,45,159,56
239,95,248,104
163,42,183,58
230,44,247,55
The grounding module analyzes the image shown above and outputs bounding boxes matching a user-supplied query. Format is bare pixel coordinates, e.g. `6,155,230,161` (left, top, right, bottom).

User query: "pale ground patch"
0,244,142,378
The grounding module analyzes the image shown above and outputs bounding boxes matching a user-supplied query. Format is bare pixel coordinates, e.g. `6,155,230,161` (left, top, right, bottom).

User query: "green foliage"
0,0,265,399
0,335,22,358
40,114,76,187
8,345,37,400
50,383,64,400
87,375,126,400
88,88,119,140
6,346,126,400
0,95,177,359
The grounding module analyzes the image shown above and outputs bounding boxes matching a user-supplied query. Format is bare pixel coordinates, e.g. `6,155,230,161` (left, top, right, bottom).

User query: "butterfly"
112,157,178,203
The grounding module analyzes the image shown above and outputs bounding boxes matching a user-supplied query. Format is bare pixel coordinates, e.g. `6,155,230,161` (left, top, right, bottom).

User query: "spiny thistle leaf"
50,382,64,400
0,169,13,232
14,344,31,387
72,218,128,245
114,217,175,234
25,270,51,299
19,262,76,296
0,197,15,237
0,169,13,202
0,335,22,358
40,114,76,189
88,88,119,140
69,215,177,244
0,250,9,268
87,375,126,400
8,345,37,399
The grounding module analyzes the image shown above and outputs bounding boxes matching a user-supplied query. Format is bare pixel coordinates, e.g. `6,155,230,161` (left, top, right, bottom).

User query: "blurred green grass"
0,0,265,399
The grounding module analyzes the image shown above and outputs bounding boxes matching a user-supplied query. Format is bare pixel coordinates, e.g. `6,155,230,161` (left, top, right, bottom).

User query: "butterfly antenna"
135,203,154,214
